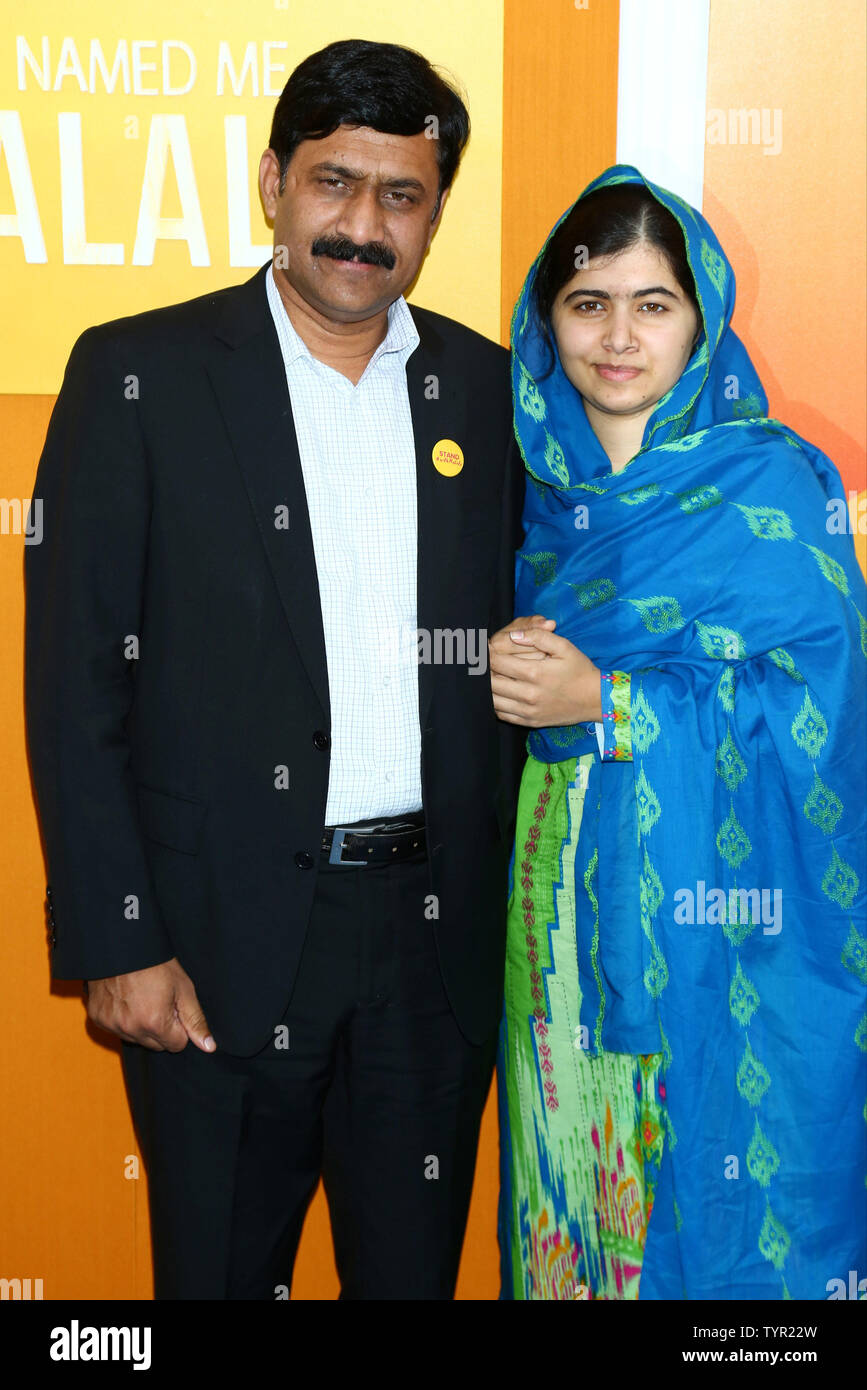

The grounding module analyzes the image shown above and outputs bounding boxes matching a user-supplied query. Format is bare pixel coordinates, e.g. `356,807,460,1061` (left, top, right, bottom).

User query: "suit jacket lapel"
405,310,466,737
205,264,331,719
205,267,470,741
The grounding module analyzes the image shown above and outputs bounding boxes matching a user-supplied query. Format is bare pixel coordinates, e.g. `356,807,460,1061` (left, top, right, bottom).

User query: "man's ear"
427,186,451,242
259,149,282,221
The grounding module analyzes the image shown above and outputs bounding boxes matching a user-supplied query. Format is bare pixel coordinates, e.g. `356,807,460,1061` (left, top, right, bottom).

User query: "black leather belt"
321,813,426,867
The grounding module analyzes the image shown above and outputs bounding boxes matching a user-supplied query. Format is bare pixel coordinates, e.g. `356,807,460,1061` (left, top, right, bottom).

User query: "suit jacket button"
46,885,53,899
312,730,330,751
294,851,314,870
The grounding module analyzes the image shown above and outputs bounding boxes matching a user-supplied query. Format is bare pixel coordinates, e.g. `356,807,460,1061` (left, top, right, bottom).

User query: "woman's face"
550,241,701,425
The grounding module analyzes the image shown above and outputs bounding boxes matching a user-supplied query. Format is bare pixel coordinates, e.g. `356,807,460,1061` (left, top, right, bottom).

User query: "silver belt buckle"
328,827,366,867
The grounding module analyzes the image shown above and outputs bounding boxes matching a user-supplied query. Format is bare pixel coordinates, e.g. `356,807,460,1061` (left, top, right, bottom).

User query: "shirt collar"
266,260,419,373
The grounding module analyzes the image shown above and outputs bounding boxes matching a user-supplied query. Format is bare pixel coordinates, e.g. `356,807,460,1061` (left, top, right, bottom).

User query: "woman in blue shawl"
491,165,866,1300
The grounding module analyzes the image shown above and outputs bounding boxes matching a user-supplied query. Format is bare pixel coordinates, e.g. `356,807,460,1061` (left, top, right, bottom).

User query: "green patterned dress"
498,685,667,1302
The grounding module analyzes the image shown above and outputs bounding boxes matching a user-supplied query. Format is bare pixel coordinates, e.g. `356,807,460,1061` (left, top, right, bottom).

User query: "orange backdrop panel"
704,0,866,495
500,0,620,344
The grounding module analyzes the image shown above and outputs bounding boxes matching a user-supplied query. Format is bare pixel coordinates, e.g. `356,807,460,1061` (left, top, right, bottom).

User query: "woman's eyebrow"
563,285,681,304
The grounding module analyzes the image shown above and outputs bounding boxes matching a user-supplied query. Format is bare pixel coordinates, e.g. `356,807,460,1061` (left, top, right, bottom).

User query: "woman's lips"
594,364,642,380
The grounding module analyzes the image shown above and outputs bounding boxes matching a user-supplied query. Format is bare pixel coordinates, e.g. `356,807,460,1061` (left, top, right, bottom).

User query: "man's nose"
334,188,388,251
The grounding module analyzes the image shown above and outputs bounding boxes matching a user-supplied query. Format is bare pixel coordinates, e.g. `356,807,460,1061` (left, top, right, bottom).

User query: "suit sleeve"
492,429,527,845
24,327,175,981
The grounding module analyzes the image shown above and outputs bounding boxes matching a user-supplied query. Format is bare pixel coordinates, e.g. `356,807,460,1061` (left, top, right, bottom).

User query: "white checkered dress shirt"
265,262,423,824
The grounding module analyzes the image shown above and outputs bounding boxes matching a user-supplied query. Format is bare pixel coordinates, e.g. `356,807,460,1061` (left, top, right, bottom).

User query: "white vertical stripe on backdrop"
616,0,711,209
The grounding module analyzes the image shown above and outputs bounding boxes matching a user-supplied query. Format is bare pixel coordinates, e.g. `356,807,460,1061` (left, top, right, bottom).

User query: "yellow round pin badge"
432,439,464,476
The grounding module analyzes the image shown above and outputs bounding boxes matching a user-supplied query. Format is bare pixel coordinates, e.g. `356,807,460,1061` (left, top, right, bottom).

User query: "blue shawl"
511,164,867,1299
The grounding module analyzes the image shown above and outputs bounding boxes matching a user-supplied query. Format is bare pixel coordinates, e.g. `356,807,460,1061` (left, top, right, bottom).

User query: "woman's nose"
601,307,637,353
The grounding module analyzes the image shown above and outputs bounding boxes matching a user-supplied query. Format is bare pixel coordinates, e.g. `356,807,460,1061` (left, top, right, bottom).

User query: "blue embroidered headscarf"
512,164,867,1298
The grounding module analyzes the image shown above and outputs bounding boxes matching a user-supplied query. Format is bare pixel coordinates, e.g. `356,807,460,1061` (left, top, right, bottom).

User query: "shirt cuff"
600,670,632,761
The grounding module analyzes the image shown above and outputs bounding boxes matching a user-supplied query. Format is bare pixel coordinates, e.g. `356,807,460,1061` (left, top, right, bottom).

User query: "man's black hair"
268,38,470,217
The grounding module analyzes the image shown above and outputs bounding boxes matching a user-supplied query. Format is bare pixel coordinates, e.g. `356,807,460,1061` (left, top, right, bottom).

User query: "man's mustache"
311,235,396,270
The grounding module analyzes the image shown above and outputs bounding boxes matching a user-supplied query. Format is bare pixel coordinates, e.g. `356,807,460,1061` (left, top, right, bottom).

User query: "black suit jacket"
24,261,526,1055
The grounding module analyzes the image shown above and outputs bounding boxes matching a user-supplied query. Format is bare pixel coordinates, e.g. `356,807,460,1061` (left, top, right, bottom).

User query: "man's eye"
320,178,346,189
385,191,414,205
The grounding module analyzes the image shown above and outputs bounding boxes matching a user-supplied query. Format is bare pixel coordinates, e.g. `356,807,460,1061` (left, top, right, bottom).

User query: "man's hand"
490,621,603,727
85,957,215,1053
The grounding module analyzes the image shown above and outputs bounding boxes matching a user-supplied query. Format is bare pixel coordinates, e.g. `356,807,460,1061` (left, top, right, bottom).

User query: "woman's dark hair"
531,182,702,377
269,39,470,217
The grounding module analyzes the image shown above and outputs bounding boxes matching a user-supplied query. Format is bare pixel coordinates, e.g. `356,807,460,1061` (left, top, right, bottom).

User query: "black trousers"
121,849,496,1299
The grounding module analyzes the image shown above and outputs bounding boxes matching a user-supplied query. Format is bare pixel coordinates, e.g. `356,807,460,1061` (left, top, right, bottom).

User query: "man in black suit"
25,38,525,1299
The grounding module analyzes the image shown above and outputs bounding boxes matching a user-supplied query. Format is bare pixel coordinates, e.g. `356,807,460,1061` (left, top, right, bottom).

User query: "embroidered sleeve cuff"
600,670,632,761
